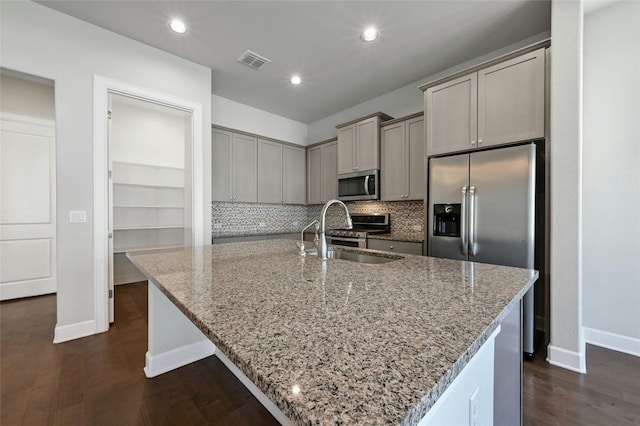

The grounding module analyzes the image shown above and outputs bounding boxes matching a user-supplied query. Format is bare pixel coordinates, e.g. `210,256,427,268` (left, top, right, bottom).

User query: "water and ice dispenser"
433,204,461,237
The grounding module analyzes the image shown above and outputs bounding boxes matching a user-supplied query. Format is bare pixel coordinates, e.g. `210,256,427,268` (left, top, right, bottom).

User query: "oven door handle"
364,175,370,196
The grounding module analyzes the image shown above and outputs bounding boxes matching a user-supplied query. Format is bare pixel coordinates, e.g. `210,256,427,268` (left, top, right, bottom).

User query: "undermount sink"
327,249,403,264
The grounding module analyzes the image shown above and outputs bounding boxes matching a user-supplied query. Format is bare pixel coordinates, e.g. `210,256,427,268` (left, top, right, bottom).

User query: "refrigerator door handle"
468,186,476,256
460,186,468,256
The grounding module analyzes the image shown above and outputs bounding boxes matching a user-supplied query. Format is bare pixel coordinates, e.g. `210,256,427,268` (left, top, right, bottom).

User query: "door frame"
93,75,204,333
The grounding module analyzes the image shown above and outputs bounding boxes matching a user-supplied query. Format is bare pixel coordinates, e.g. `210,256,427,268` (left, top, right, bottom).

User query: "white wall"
0,2,211,339
212,94,308,145
582,0,640,355
0,73,55,120
547,0,585,373
307,32,550,143
111,97,186,168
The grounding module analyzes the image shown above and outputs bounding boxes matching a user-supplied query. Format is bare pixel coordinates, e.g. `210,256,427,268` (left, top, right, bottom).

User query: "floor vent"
238,50,271,70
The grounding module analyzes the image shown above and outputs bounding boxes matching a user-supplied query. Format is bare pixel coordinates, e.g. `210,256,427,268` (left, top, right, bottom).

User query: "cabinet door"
425,73,478,156
367,239,423,256
355,116,379,171
322,141,338,202
478,48,545,148
337,125,355,175
406,116,425,200
211,128,232,201
307,145,322,204
231,133,257,202
257,139,283,203
380,121,406,201
283,145,306,204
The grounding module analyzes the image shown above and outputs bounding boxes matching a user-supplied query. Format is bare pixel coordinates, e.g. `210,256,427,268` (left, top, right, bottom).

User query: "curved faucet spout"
318,199,352,260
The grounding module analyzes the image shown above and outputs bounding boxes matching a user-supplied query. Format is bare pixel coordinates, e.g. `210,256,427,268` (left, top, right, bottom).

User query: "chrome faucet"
318,199,353,260
299,219,320,256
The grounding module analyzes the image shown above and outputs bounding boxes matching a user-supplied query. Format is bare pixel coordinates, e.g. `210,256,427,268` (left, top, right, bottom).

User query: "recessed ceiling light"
291,75,302,85
361,26,379,42
169,19,187,34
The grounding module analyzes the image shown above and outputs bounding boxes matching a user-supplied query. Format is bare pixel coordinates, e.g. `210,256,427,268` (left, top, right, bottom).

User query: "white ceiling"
38,1,551,124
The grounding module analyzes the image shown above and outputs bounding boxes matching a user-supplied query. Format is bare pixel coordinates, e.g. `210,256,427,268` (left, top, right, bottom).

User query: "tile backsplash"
212,200,424,238
211,203,310,238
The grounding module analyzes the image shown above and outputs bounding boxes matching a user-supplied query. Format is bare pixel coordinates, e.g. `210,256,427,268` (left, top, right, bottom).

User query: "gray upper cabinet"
257,139,283,203
478,48,545,147
258,139,306,204
381,115,425,201
282,145,306,204
337,125,355,175
212,128,257,202
307,140,337,204
425,73,477,157
336,113,392,175
425,47,545,157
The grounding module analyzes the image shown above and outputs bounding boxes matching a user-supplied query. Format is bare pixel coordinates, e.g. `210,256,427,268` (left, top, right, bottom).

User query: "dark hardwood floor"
523,342,640,425
1,282,278,426
2,282,639,425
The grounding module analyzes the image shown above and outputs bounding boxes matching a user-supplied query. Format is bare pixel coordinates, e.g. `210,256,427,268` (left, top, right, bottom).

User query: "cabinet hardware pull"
471,140,476,145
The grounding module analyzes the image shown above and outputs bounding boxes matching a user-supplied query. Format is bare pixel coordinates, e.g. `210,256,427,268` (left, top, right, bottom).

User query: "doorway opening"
93,75,204,333
107,94,192,323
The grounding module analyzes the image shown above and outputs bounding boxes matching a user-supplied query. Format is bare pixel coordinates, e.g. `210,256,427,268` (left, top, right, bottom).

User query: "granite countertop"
128,240,537,425
368,232,425,243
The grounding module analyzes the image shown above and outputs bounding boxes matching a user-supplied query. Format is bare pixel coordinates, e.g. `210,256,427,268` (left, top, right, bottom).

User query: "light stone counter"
128,239,537,425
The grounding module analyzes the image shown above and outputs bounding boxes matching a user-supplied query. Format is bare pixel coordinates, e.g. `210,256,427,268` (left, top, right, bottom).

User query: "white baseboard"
0,280,56,301
144,339,216,378
546,344,586,373
215,349,293,426
584,327,640,357
53,320,96,343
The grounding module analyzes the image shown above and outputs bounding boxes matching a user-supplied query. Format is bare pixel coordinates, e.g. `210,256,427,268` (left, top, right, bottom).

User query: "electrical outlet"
213,223,222,229
469,387,479,426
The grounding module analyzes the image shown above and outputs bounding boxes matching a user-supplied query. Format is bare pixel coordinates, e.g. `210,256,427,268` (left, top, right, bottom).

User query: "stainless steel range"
326,214,390,248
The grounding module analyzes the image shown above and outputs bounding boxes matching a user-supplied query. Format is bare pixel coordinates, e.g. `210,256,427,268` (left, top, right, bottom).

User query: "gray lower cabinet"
212,128,257,202
425,47,545,157
212,233,304,244
307,140,337,204
367,239,423,255
380,114,424,201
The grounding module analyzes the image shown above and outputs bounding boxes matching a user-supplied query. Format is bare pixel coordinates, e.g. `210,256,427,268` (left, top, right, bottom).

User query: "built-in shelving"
112,161,185,261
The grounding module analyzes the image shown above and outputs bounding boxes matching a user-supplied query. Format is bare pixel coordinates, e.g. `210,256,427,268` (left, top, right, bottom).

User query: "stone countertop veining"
368,232,425,243
128,240,537,425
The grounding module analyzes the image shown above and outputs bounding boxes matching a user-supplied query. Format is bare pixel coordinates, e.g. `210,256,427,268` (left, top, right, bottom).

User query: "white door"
0,114,56,300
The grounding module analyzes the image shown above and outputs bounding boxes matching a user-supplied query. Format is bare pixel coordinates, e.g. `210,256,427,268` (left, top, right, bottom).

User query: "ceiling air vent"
238,50,271,70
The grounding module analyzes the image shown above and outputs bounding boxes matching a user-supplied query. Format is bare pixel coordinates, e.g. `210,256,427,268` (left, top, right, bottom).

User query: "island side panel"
144,280,216,378
494,299,523,425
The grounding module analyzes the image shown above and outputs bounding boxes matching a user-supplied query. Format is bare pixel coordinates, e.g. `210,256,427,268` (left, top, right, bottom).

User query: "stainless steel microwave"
337,169,379,201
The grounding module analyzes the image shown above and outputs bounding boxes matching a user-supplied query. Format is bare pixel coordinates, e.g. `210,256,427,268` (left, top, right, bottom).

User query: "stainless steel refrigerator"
427,143,539,358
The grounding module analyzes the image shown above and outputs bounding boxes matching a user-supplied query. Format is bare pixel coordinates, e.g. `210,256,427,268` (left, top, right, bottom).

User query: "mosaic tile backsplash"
211,200,424,239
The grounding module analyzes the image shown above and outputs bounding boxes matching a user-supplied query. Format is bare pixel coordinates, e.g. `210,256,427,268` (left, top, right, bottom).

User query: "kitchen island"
127,239,537,425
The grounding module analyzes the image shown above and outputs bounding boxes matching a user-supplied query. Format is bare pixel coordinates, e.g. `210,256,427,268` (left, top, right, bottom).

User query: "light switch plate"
69,210,86,223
